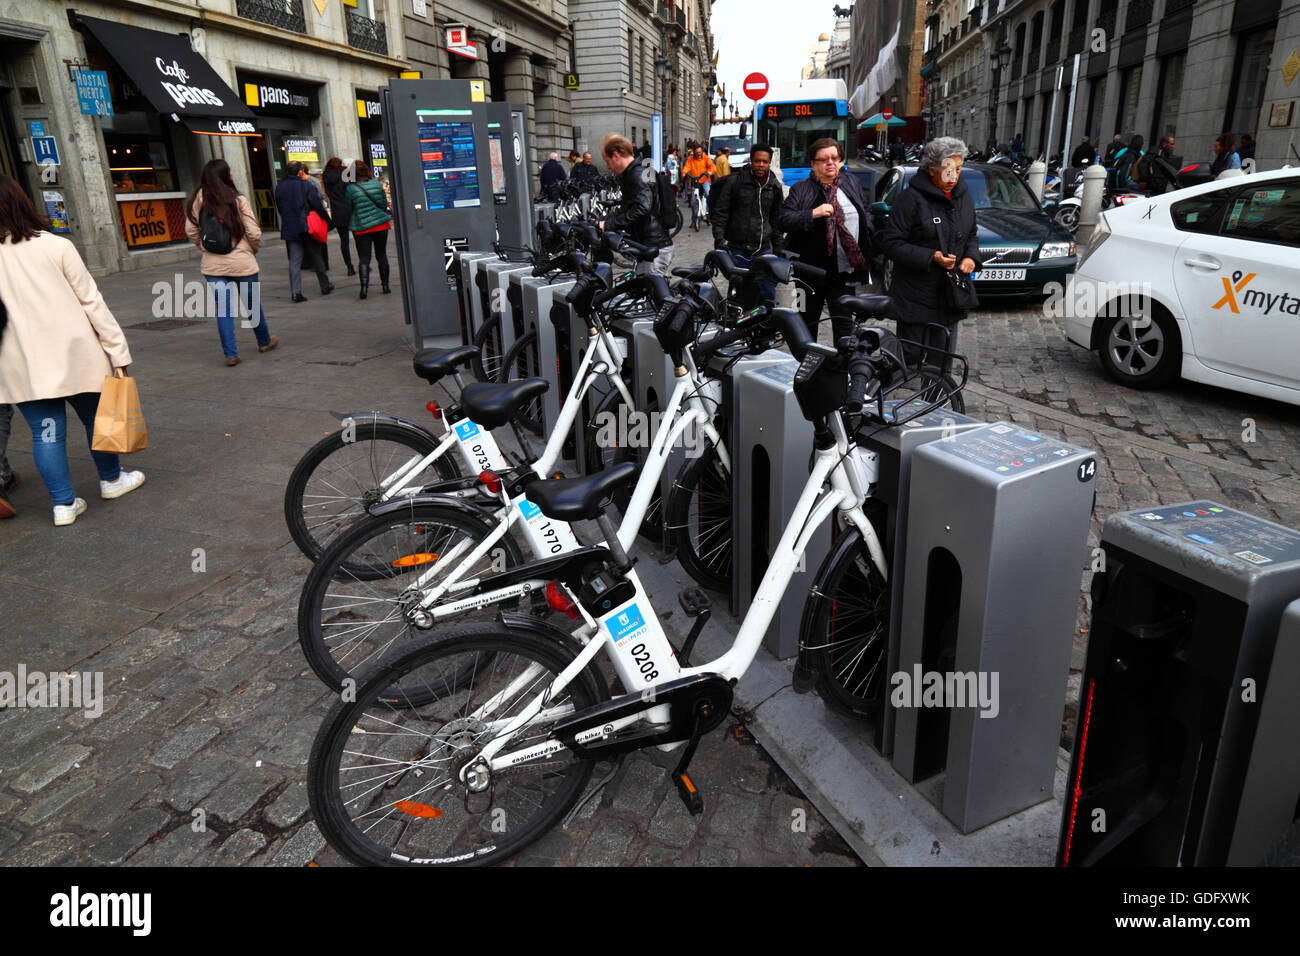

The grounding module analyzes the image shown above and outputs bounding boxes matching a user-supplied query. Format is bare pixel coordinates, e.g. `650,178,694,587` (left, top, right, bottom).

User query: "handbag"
932,206,979,312
92,368,148,454
304,181,329,243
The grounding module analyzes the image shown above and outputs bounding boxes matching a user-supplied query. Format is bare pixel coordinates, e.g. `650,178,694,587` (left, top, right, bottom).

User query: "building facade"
919,0,1299,172
849,0,927,142
566,0,713,158
0,0,407,275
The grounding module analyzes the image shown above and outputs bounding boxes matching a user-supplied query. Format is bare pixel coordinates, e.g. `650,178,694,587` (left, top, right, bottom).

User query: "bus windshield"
709,136,751,154
756,114,850,170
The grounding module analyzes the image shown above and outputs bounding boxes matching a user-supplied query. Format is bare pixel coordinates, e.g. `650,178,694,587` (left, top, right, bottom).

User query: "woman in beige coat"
184,159,277,366
0,173,144,526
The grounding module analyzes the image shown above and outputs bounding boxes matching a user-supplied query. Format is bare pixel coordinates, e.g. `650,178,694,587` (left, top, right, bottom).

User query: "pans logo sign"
156,57,224,109
122,200,172,246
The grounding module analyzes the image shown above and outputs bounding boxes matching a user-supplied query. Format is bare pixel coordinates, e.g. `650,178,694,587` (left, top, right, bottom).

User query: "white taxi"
1063,168,1300,406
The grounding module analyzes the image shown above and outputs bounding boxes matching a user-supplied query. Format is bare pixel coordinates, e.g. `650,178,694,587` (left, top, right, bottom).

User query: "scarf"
822,177,866,272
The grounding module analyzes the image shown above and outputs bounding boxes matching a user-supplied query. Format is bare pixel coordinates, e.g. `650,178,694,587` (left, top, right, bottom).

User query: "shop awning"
72,14,257,133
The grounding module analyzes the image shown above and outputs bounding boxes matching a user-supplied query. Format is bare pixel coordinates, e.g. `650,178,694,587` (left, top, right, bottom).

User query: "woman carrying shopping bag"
345,161,392,299
185,159,278,367
0,173,144,526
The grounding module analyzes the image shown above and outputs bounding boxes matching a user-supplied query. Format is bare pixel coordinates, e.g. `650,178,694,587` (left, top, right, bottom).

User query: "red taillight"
1061,677,1097,867
1179,163,1200,174
546,580,579,619
478,470,502,494
426,400,443,420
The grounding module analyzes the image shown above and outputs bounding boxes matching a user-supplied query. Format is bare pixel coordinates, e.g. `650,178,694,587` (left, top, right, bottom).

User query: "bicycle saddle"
458,378,549,429
672,265,711,282
413,346,478,383
835,295,893,317
523,461,638,522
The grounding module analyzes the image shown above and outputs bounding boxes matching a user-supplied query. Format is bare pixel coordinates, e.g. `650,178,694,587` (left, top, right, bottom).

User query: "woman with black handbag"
879,136,981,373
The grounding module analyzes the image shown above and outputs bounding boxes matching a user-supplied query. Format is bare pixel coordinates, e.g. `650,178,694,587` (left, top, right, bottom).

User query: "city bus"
752,78,853,186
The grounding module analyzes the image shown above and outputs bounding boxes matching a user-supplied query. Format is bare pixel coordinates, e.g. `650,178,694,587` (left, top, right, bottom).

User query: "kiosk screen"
417,110,481,209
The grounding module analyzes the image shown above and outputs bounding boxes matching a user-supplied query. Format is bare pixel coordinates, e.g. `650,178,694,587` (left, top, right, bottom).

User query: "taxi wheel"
1096,300,1180,389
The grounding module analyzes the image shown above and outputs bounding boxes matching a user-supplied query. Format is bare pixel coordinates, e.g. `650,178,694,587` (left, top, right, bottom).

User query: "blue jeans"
17,393,121,506
205,274,271,358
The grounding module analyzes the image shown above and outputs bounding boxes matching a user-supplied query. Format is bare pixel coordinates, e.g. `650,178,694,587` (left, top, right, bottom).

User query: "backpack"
199,204,233,255
653,167,681,237
1107,148,1140,191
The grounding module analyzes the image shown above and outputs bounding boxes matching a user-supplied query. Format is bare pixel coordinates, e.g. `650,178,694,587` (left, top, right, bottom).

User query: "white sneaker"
53,498,88,526
100,470,146,500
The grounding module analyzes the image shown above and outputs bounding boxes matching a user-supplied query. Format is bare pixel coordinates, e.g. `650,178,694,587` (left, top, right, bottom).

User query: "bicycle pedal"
678,587,711,618
673,771,704,816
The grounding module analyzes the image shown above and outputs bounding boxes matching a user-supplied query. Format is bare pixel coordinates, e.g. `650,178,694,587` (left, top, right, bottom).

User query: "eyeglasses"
813,156,839,165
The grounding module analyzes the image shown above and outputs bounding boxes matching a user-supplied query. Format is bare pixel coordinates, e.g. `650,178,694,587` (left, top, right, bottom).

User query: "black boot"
358,263,370,300
378,258,391,294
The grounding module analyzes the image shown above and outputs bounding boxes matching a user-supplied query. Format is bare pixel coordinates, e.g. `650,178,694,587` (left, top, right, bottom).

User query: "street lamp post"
988,41,1012,152
655,51,673,151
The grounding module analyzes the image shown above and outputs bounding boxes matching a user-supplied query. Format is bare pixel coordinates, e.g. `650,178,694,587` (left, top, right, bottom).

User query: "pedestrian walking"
777,137,873,343
710,143,784,303
1210,132,1242,176
714,146,731,180
185,159,278,367
1132,135,1177,193
540,152,567,193
598,132,674,275
0,172,144,526
1070,136,1095,167
666,146,681,198
878,136,981,372
321,157,355,277
274,161,333,303
346,160,393,300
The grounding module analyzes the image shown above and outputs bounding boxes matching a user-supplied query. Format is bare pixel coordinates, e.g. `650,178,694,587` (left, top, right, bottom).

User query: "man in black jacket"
1070,136,1095,168
274,162,333,302
572,152,600,184
711,144,784,302
599,133,673,275
1102,133,1125,168
777,137,872,342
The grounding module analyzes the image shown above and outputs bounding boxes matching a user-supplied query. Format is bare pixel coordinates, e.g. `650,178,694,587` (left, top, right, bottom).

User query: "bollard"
1026,160,1046,200
1076,164,1107,244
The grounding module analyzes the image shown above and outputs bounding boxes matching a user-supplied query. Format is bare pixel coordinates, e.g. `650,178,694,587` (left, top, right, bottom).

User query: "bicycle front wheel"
471,313,505,383
298,500,526,693
667,439,732,594
308,627,602,867
801,526,891,717
284,422,459,567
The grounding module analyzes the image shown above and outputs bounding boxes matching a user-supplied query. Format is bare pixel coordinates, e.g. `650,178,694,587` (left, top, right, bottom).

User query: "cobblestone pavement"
2,206,1297,867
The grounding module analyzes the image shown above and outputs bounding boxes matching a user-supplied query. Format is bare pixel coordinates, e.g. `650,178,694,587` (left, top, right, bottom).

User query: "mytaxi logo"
1212,269,1300,317
1212,270,1255,313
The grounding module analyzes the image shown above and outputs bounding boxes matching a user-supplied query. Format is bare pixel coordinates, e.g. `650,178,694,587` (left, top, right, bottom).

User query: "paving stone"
17,776,96,826
258,715,318,768
213,828,268,865
90,698,161,739
11,744,92,794
87,807,172,864
68,772,163,829
762,794,821,858
270,821,327,867
126,827,215,866
3,832,80,866
163,755,242,812
152,688,215,728
203,772,283,824
648,795,700,848
0,793,19,816
696,845,739,867
150,723,221,770
97,731,158,774
192,637,252,672
514,830,572,867
611,756,664,814
576,817,637,867
635,843,692,867
264,780,309,828
0,723,71,770
210,682,278,720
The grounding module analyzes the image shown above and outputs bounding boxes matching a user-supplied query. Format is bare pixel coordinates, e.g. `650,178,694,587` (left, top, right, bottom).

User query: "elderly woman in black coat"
879,136,981,370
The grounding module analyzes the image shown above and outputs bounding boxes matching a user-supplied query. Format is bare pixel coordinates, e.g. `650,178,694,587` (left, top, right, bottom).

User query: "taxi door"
1171,178,1300,389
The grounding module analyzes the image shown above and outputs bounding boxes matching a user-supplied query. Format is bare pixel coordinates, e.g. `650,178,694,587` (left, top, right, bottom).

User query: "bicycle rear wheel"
472,314,505,383
496,329,544,435
667,439,732,594
308,627,602,867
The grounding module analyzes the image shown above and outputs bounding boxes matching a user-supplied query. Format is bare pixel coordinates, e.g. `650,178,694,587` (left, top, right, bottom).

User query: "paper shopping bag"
92,370,148,454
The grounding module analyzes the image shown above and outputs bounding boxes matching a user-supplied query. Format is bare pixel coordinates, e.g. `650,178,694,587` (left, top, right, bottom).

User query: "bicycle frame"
470,411,889,774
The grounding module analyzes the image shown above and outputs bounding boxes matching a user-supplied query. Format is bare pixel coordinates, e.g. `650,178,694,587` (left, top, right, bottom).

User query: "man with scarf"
777,137,872,343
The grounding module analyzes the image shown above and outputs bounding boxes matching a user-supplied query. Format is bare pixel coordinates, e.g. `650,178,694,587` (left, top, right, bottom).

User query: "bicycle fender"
329,410,436,443
495,611,610,698
366,492,500,525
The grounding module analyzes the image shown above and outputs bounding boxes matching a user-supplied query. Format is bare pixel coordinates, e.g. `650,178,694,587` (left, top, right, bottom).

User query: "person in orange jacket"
681,146,717,230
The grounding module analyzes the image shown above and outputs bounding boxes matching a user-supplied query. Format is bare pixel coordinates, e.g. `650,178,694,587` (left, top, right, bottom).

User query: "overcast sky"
710,0,841,119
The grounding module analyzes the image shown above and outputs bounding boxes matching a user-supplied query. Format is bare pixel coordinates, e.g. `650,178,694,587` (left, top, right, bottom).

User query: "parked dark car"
869,163,1077,298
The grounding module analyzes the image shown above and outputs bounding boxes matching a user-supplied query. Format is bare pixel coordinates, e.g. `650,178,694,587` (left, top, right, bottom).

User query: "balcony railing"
1027,44,1040,73
1045,36,1060,65
236,0,305,34
1125,0,1154,31
346,9,387,55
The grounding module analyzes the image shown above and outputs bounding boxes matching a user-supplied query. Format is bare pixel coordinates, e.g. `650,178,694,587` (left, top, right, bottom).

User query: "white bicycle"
307,307,967,866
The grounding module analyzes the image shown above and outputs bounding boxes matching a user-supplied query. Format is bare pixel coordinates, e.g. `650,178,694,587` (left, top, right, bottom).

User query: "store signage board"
32,136,59,165
27,121,45,137
413,0,428,15
284,136,319,163
75,70,113,116
121,199,173,246
446,26,477,60
43,191,71,233
357,97,382,119
369,142,388,167
565,73,579,90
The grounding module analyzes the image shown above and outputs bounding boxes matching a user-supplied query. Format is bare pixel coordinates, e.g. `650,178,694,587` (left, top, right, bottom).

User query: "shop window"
1152,53,1185,142
106,132,177,193
1224,26,1276,139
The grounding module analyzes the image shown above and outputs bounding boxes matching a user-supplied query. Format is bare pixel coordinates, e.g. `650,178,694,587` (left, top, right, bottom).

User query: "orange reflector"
680,774,697,794
393,800,443,819
392,553,439,568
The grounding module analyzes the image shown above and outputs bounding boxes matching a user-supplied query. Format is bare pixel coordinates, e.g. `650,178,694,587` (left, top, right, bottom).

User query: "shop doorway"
246,133,277,228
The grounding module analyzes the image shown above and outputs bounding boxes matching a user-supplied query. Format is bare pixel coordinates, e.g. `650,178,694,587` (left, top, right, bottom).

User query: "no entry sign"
743,72,769,101
882,108,893,119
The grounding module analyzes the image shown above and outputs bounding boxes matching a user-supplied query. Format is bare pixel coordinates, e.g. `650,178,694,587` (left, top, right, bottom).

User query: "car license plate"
978,268,1026,281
